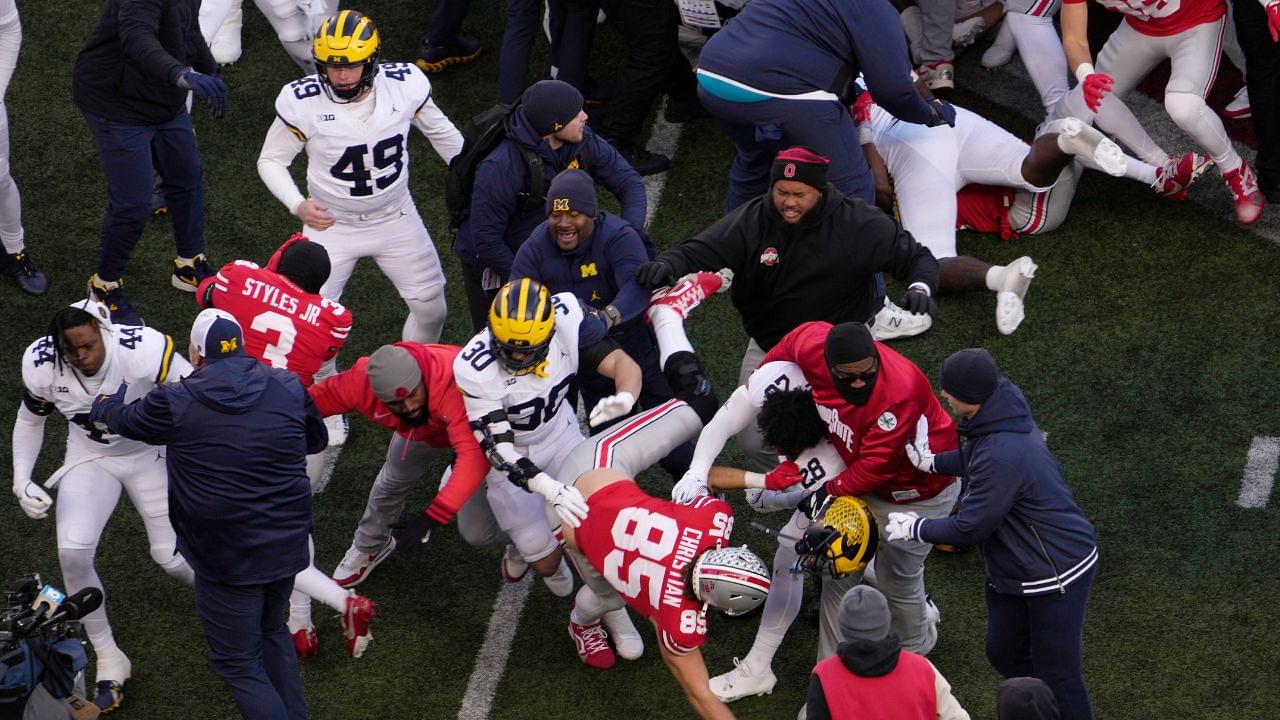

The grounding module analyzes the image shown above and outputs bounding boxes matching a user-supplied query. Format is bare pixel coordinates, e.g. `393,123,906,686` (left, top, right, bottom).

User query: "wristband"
857,125,873,146
1074,63,1095,84
743,472,765,489
908,282,932,297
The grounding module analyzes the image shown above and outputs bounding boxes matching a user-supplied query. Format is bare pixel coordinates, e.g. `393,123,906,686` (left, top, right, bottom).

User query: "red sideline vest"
813,650,937,720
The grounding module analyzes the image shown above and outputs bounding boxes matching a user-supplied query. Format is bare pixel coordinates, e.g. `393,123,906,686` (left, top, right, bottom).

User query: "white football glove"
588,391,635,429
671,470,710,505
12,480,52,520
746,485,810,513
904,415,936,473
528,472,589,528
885,511,923,542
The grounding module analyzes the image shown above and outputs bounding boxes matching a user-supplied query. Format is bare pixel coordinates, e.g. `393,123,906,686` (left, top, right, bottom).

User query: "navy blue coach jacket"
453,106,648,279
92,356,324,586
924,379,1098,596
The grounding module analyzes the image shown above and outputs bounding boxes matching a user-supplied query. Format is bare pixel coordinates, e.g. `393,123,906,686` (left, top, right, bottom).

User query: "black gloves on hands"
635,260,677,289
392,513,439,555
900,288,937,317
177,69,229,119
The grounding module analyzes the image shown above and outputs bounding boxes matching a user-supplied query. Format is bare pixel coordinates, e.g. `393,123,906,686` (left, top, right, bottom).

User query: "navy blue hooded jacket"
452,106,647,279
698,0,936,125
923,378,1097,596
73,0,218,125
92,355,323,585
510,211,653,358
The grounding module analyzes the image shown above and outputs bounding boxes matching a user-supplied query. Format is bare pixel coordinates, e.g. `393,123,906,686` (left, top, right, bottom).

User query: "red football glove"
764,461,804,490
1267,1,1280,43
1082,72,1114,113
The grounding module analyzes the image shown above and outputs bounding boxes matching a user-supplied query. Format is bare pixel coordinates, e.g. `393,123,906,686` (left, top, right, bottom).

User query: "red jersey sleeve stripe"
660,630,697,656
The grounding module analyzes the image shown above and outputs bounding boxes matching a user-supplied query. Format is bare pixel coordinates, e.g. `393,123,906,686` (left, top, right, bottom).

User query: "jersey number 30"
330,134,405,197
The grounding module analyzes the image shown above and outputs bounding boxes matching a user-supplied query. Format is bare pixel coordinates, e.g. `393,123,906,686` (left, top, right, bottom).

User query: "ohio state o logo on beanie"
770,147,829,190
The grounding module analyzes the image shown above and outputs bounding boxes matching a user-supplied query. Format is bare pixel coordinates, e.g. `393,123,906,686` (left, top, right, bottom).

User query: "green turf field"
2,2,1278,718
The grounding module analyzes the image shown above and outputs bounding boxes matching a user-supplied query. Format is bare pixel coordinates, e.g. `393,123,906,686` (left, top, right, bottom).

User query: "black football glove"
391,512,439,554
798,486,830,520
635,260,677,289
900,288,938,317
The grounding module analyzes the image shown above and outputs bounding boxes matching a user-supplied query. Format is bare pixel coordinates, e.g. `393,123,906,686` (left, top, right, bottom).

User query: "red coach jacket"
763,322,957,503
308,343,487,525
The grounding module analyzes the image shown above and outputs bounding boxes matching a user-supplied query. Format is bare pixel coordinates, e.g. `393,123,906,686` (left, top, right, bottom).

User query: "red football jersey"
763,322,958,503
576,482,733,655
1064,0,1224,37
199,260,352,386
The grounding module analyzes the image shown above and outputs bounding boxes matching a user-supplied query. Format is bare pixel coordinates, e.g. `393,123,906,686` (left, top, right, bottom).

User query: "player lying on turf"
855,88,1134,335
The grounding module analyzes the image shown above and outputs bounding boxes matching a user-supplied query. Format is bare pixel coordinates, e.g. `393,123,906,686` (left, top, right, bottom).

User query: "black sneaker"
663,95,710,124
612,142,670,176
88,274,143,326
172,254,215,292
2,251,49,296
415,36,482,74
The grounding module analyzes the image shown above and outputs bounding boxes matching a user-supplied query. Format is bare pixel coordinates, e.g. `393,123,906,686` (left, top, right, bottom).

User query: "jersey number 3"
330,134,405,196
251,311,297,369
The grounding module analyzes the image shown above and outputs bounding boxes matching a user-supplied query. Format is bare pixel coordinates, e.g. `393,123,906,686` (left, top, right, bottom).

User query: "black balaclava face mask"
824,322,880,406
278,242,332,295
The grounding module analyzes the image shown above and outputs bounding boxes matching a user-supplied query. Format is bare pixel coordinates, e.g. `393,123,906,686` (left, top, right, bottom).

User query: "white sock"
985,265,1006,292
294,565,351,613
648,305,694,366
571,585,610,625
543,557,574,597
288,587,313,632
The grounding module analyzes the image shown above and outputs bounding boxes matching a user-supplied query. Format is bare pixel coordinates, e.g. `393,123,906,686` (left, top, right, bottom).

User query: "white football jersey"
748,361,844,490
273,62,459,214
21,325,189,456
455,293,586,449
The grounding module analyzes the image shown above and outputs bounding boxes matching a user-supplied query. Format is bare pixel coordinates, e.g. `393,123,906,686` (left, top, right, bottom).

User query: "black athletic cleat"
2,251,48,295
415,36,481,74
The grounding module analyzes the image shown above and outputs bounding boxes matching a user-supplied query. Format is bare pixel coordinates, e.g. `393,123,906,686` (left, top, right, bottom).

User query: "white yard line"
1237,436,1280,509
957,52,1279,244
457,117,684,720
456,575,533,720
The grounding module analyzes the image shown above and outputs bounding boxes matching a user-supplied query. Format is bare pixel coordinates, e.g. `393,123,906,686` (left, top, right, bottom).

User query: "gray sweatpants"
916,0,956,65
817,480,961,660
351,433,450,553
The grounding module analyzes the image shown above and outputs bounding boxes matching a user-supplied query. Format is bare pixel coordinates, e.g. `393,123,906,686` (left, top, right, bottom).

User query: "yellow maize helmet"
313,10,381,103
795,496,879,577
489,279,556,375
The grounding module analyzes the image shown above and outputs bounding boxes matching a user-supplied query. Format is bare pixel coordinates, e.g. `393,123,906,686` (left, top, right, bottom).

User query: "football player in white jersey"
198,0,336,71
452,278,641,598
0,0,47,295
670,361,852,703
257,10,464,360
11,301,195,712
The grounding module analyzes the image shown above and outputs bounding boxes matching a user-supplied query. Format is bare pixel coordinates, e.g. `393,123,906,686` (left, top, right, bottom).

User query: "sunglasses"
834,357,878,385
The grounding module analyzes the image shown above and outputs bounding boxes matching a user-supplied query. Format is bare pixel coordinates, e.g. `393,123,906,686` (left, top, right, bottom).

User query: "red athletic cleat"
292,626,319,658
342,593,378,658
1152,151,1212,202
1224,162,1265,225
569,618,616,670
647,271,726,320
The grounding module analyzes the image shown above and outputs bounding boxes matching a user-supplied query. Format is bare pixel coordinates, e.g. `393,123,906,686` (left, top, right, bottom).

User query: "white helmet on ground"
691,545,771,616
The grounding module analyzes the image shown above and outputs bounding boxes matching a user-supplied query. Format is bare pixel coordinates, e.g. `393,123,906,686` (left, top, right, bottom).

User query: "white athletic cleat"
981,20,1015,68
324,413,349,447
1223,86,1250,120
871,299,932,341
952,16,986,49
502,544,530,583
710,658,777,703
995,256,1037,335
332,536,396,588
647,271,725,320
602,608,644,660
1052,117,1126,177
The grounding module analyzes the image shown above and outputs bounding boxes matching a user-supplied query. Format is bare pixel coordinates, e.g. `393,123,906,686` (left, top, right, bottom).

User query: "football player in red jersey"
196,234,374,659
563,466,770,720
196,233,351,387
762,321,960,659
